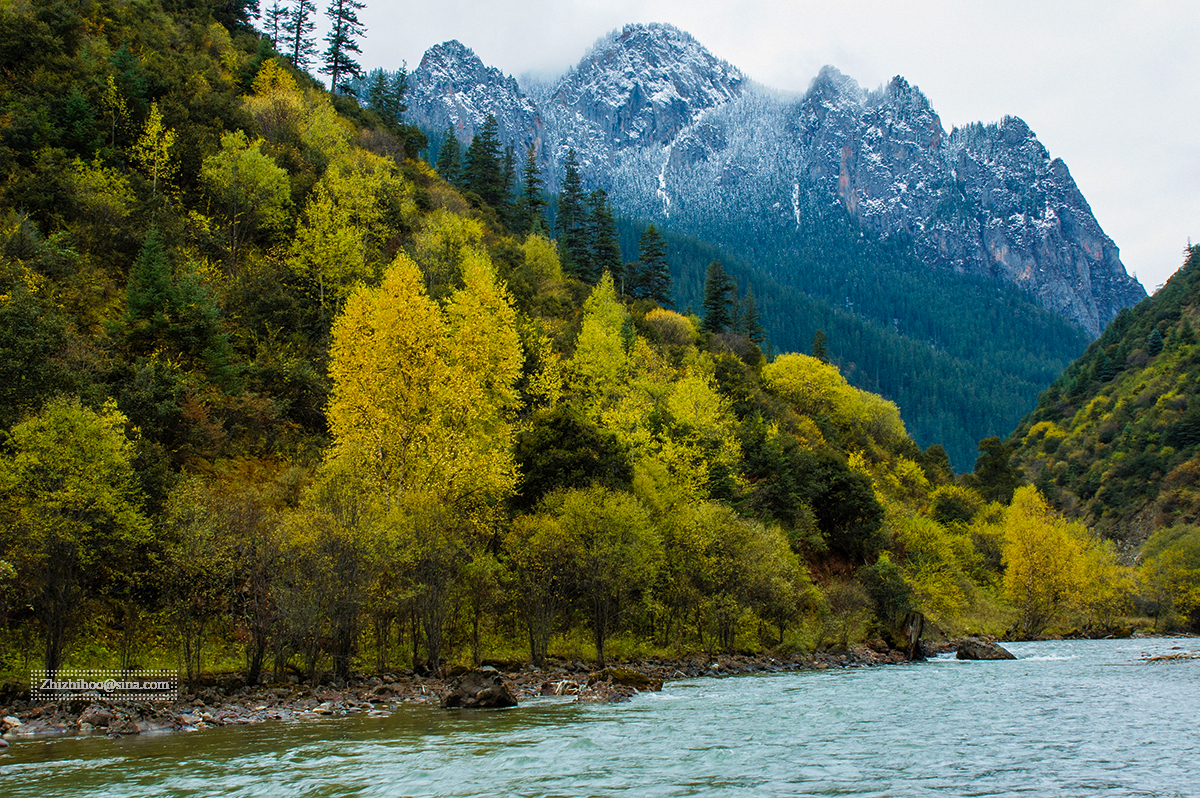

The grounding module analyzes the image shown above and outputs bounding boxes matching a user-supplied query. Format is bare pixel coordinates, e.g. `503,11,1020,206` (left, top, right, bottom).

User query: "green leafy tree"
0,398,151,676
513,404,633,511
544,486,661,668
972,436,1021,504
200,130,292,271
320,0,365,93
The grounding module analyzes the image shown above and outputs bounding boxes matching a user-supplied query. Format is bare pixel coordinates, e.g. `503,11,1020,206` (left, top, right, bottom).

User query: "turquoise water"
3,638,1198,797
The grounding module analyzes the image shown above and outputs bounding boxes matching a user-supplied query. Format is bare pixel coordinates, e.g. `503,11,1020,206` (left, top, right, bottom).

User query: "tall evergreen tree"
631,224,671,306
263,0,287,49
557,149,591,281
702,260,736,333
365,65,407,129
588,189,621,280
736,287,765,345
125,226,174,343
436,127,462,185
282,0,318,70
463,114,505,211
500,144,516,228
320,0,366,94
516,144,547,235
812,329,829,362
215,0,261,33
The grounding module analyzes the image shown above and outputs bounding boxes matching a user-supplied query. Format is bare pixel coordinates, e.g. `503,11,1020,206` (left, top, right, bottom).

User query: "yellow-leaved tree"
1001,486,1086,636
327,249,522,509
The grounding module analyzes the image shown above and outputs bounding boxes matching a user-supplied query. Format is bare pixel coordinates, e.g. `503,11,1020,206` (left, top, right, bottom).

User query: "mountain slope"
401,23,1145,468
1010,246,1200,550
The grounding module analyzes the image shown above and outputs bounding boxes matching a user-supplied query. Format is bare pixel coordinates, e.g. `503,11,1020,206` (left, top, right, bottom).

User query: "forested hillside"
1008,247,1200,623
0,0,1188,686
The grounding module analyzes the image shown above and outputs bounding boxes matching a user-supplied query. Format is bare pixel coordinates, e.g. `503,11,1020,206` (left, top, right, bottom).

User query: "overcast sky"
344,0,1199,293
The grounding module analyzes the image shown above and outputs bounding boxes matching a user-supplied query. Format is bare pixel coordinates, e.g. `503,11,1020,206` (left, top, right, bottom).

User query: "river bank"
0,643,934,744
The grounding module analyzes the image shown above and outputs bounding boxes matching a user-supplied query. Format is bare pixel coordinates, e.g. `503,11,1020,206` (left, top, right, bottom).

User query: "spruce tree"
588,189,621,280
516,144,546,235
500,144,516,228
436,127,462,185
1148,327,1164,357
263,0,287,50
125,226,175,341
633,224,671,306
320,0,365,94
737,287,765,345
557,148,591,281
701,260,736,333
812,329,829,362
463,114,505,210
365,65,407,129
282,0,318,70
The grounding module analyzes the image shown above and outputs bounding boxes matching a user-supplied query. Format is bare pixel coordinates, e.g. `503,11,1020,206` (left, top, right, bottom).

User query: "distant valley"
399,24,1145,467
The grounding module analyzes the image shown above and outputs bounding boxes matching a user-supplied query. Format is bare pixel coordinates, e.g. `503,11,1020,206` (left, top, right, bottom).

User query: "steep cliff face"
793,70,1143,335
402,24,1145,336
406,40,543,152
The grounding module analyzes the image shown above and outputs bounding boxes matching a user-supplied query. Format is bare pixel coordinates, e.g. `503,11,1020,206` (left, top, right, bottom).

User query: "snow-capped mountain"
407,40,543,152
403,23,1144,337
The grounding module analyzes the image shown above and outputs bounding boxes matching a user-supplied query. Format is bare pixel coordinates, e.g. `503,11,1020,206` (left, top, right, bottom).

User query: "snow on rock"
401,26,1144,335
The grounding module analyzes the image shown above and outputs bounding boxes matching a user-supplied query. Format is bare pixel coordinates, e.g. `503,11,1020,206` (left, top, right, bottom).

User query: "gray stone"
956,638,1017,660
441,669,518,709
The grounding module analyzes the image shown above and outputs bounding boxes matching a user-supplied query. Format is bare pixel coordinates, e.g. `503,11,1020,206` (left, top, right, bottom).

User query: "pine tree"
1148,327,1164,357
463,114,505,210
436,127,462,185
125,226,175,340
515,144,546,235
557,149,591,281
500,144,516,228
737,287,765,345
632,224,671,306
588,189,621,281
812,329,829,362
701,260,736,333
365,65,407,129
282,0,318,70
320,0,366,94
263,0,287,50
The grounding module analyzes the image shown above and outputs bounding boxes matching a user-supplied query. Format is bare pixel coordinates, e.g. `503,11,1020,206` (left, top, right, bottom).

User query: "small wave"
1020,655,1077,661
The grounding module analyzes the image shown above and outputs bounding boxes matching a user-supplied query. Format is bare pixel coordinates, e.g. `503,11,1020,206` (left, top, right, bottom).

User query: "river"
3,637,1198,797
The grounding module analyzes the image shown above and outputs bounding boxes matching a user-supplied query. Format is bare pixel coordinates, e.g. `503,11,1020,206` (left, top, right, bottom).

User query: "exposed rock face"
956,638,1017,660
402,24,1144,335
796,70,1143,335
440,667,518,709
406,40,543,153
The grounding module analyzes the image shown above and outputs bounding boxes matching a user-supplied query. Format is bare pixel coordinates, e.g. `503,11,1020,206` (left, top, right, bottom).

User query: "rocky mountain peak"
550,22,744,149
408,40,540,146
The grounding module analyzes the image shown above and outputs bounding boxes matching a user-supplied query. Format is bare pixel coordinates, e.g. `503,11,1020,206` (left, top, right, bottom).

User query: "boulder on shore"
440,667,517,709
956,638,1017,660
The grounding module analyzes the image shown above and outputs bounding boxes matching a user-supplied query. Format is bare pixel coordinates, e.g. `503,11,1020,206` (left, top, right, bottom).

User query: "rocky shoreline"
0,644,937,745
